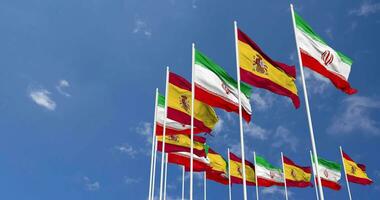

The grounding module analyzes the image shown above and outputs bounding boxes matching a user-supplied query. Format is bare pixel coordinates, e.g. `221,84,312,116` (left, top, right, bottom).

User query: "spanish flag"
168,72,219,133
206,148,229,185
157,134,206,156
342,151,373,185
229,152,256,185
237,28,300,108
283,155,312,187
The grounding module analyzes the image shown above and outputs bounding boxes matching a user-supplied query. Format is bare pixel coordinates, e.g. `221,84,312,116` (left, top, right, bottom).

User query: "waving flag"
314,157,342,190
293,11,357,94
194,49,252,122
156,93,203,135
283,155,312,187
237,28,300,108
156,134,206,156
167,72,218,133
206,148,229,185
255,155,284,187
229,152,256,185
168,151,211,172
342,151,373,185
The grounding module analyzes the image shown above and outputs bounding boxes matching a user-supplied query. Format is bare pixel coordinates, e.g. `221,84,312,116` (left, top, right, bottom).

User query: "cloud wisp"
114,143,138,158
29,88,56,111
83,176,100,191
349,1,380,16
132,19,152,38
56,79,71,97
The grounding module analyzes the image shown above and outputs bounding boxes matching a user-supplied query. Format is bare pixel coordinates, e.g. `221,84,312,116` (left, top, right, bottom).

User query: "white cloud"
191,0,198,8
136,122,153,144
29,88,56,111
83,176,100,191
133,19,152,37
302,68,330,94
251,92,275,111
114,143,138,158
124,177,141,184
213,118,224,134
261,186,293,198
328,96,380,135
56,79,71,97
349,1,380,16
325,28,333,40
244,123,269,140
271,126,298,152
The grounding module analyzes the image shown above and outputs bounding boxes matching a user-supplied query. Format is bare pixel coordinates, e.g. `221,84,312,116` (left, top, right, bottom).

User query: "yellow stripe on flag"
230,159,255,183
343,158,371,179
208,153,227,174
156,135,204,151
284,163,311,182
238,41,298,95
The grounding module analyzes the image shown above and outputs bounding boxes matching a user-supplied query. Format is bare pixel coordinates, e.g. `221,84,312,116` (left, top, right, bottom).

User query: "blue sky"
0,0,380,199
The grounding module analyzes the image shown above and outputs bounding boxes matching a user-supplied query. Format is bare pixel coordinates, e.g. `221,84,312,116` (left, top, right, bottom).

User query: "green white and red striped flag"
194,49,252,122
255,155,284,187
294,11,357,94
313,157,342,190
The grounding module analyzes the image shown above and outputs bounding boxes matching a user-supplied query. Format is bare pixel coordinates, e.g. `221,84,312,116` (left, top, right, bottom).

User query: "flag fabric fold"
283,155,312,187
229,152,256,185
156,134,206,156
255,155,285,187
294,11,357,94
314,157,342,190
206,148,229,185
167,72,219,133
237,28,300,108
194,49,253,122
168,151,211,172
342,151,373,185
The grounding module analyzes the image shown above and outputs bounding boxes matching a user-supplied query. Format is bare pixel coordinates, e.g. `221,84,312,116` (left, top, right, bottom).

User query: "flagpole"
228,148,232,200
159,67,170,200
290,4,325,200
190,42,195,200
182,166,185,200
281,152,289,200
253,151,259,200
204,171,207,200
310,150,320,200
164,153,168,200
234,20,248,200
151,136,158,200
148,88,159,200
340,146,353,200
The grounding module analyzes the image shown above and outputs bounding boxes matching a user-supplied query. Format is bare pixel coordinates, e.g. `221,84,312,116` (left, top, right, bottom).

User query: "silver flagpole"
151,136,158,200
163,153,168,200
182,166,185,200
233,20,248,200
254,152,259,200
228,148,232,200
281,152,289,200
159,67,170,200
148,88,159,200
290,4,325,200
204,171,207,200
340,146,353,200
190,43,195,200
310,150,320,200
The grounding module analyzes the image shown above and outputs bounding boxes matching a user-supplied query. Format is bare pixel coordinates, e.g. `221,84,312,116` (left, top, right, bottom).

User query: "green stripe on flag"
318,157,341,172
195,49,252,98
295,12,353,66
158,93,165,107
256,155,282,171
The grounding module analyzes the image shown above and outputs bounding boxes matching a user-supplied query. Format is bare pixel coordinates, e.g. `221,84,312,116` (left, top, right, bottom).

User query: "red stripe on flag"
206,171,229,185
257,177,284,187
283,156,311,173
300,50,357,95
286,179,312,188
155,123,203,136
169,72,191,91
156,142,206,157
168,153,211,172
347,174,373,185
229,152,255,169
316,178,341,190
230,176,256,186
167,107,212,133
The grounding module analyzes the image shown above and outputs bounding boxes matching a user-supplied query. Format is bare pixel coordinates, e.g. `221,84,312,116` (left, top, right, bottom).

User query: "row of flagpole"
146,4,352,200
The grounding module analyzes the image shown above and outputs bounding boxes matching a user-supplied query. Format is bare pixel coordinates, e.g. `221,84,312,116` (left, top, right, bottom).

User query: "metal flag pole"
233,20,248,200
163,153,168,200
253,152,259,200
310,150,320,200
148,88,159,200
151,136,158,200
204,171,207,200
190,43,196,200
228,148,232,200
281,152,289,200
340,146,353,200
182,166,185,200
159,67,170,200
290,4,325,200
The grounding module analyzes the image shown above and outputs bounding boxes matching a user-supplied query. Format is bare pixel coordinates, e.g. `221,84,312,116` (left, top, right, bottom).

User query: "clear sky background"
0,0,379,199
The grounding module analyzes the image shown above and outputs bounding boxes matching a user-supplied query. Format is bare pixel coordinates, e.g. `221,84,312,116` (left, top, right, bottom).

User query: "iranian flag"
194,49,252,122
255,155,285,187
293,11,357,94
156,93,202,135
315,157,342,190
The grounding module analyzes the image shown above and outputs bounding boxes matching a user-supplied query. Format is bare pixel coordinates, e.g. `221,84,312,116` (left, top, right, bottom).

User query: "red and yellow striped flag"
229,152,256,185
167,72,219,133
342,151,373,185
237,28,300,108
283,156,312,187
157,134,206,156
206,148,229,185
